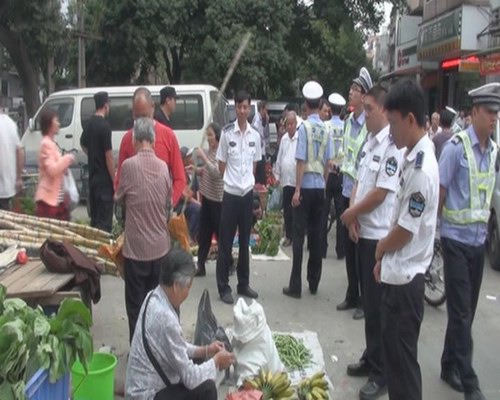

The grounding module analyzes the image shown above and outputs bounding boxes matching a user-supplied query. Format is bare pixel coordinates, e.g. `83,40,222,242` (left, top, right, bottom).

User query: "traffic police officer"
216,90,262,305
438,83,500,400
338,67,373,320
340,85,404,399
282,81,332,298
321,93,347,259
375,79,439,400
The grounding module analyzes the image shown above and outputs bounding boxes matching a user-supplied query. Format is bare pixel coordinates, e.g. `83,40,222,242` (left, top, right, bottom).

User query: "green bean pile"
273,334,313,371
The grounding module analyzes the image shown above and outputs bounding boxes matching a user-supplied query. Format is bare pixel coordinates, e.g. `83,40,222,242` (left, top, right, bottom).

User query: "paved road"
90,235,500,400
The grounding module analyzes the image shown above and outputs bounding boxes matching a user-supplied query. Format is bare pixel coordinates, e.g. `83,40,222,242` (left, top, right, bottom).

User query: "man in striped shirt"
115,117,172,342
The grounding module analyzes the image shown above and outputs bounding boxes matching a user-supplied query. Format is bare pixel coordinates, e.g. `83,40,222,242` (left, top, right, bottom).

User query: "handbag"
63,169,80,211
142,293,191,400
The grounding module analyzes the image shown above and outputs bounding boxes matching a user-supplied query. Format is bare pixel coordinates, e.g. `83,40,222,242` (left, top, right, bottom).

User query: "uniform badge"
385,157,398,176
229,141,237,147
409,192,425,218
249,141,256,147
373,155,381,162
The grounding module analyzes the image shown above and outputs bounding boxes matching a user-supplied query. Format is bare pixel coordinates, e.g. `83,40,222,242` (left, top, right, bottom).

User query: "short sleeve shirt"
295,113,332,189
439,126,496,246
216,121,261,196
355,126,404,240
381,135,439,285
80,115,113,188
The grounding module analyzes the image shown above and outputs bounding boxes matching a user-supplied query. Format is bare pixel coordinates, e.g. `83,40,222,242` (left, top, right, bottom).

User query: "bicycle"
424,238,446,307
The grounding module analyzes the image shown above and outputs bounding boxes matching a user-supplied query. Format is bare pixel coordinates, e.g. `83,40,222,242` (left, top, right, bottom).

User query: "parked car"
21,84,228,187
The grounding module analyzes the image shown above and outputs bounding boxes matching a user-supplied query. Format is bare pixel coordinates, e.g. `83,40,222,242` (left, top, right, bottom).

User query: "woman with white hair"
125,248,235,400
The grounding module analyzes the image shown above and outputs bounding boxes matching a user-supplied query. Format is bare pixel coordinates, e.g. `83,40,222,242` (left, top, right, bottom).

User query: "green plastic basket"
71,353,117,400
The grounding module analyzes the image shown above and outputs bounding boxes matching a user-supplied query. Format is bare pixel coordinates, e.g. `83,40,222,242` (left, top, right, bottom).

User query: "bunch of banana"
297,371,329,400
243,369,295,399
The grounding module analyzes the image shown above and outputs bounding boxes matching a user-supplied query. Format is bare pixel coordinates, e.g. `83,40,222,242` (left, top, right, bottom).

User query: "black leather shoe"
464,389,486,400
359,381,387,400
220,292,234,305
347,360,370,377
440,369,464,393
337,300,357,311
195,267,206,277
309,286,317,295
353,308,365,320
282,287,301,299
237,286,258,299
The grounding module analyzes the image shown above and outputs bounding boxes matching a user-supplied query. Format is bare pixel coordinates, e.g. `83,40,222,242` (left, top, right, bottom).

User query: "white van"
21,84,228,181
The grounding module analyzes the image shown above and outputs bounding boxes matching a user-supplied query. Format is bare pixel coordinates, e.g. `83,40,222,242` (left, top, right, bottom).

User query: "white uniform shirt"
273,132,297,187
355,125,404,240
216,121,262,196
381,135,439,285
0,114,21,199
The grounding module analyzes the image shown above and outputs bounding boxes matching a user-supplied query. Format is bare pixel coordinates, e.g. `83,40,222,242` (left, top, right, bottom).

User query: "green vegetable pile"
252,212,283,257
273,334,313,371
0,285,93,400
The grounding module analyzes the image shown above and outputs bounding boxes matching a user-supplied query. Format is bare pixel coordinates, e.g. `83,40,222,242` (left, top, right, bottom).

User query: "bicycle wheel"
424,240,446,307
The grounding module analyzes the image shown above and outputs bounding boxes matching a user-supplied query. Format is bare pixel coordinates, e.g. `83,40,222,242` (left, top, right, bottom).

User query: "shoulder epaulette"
415,151,424,169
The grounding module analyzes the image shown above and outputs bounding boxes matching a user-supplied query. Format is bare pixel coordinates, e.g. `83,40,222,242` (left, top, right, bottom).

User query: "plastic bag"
63,169,79,210
267,186,282,212
232,299,283,385
193,290,232,350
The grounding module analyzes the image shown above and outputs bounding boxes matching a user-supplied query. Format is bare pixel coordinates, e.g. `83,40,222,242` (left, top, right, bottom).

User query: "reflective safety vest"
442,130,498,224
303,121,330,175
325,120,344,164
341,113,368,179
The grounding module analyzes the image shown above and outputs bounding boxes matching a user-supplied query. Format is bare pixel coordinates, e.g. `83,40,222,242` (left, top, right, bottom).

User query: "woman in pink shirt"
35,108,75,220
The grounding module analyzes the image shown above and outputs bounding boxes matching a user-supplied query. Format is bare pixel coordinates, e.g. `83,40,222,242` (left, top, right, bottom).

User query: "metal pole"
77,0,86,88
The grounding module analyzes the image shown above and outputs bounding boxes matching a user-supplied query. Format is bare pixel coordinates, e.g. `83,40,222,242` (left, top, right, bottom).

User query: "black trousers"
282,186,295,241
359,238,385,386
381,274,425,400
289,189,324,293
255,156,267,185
321,173,345,258
124,256,163,342
154,380,217,400
441,237,484,393
197,197,221,270
0,197,11,210
216,191,253,295
89,183,114,233
341,195,362,305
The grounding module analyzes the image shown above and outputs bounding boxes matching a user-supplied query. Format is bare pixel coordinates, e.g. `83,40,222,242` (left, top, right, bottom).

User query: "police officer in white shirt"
274,111,298,246
216,90,262,305
282,81,333,299
340,85,404,399
374,80,439,400
321,92,347,259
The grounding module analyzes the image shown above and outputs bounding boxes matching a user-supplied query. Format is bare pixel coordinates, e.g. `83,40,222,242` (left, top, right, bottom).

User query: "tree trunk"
0,25,41,117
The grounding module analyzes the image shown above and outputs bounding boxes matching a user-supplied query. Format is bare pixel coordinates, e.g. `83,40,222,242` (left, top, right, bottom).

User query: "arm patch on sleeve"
409,192,425,218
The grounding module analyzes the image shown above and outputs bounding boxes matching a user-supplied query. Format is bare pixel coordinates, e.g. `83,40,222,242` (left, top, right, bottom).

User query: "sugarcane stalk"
0,231,109,250
0,219,32,232
0,212,82,239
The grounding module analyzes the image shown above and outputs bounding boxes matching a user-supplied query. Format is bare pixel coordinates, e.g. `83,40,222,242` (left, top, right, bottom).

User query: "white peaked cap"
328,93,346,106
302,81,323,100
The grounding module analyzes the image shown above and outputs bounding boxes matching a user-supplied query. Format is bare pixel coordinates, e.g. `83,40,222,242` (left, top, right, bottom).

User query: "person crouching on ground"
126,248,235,400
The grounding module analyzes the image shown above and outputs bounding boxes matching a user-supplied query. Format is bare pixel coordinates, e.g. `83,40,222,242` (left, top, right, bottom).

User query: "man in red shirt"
116,87,186,206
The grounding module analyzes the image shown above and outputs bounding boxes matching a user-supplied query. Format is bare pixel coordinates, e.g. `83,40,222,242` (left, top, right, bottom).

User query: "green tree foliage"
0,0,66,116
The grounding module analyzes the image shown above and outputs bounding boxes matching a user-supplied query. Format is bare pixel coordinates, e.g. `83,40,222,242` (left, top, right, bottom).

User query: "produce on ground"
0,210,118,275
252,212,283,257
297,371,329,400
273,334,313,371
0,285,93,400
243,369,294,400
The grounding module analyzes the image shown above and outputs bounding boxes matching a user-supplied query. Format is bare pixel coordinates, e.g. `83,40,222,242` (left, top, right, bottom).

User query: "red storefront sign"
480,54,500,76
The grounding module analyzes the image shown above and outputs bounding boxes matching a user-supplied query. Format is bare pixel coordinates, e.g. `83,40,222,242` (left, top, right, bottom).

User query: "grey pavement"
90,236,500,400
